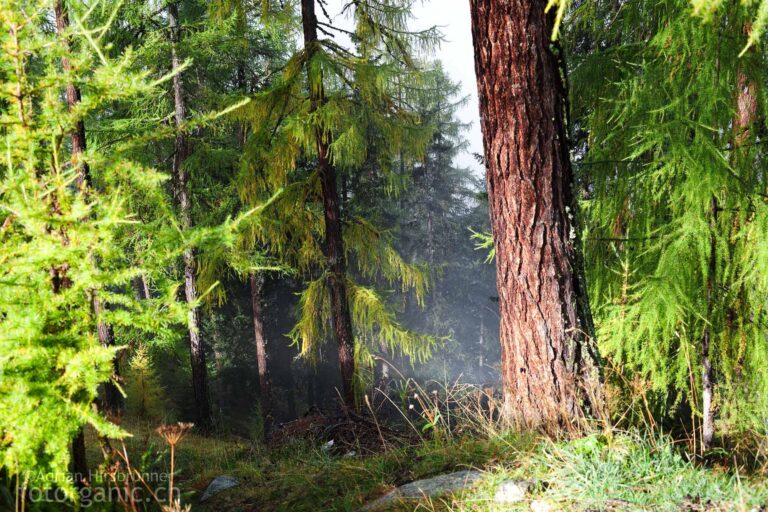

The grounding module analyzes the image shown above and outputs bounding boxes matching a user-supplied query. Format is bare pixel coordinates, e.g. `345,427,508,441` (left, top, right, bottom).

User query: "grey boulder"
361,470,483,511
199,475,239,503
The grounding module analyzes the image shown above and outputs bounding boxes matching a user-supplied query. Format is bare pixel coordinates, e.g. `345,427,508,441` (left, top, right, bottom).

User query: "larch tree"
568,0,768,451
240,0,439,407
54,0,127,488
168,0,212,430
469,0,602,429
299,0,356,405
0,0,184,499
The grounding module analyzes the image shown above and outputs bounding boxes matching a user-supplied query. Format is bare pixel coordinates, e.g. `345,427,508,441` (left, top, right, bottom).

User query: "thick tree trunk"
300,0,356,408
169,1,212,431
469,0,602,430
249,272,272,433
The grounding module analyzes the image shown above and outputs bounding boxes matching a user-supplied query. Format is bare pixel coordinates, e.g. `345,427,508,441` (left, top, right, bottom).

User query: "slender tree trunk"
249,272,272,433
132,275,150,300
54,0,89,190
54,2,123,488
300,0,356,408
702,196,717,451
71,430,88,494
469,0,602,430
168,1,212,431
53,2,91,488
700,30,760,451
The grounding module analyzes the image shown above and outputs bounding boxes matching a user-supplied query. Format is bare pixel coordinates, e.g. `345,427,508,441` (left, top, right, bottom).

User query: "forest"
2,0,768,510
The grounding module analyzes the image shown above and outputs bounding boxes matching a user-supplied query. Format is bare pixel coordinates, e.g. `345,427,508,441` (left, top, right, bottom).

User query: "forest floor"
95,418,768,512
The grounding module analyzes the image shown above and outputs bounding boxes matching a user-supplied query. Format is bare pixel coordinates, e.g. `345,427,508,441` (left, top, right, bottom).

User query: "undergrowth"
44,380,768,511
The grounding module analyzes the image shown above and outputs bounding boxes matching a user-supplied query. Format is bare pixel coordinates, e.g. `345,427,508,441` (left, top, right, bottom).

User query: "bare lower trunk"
169,1,211,431
250,272,272,433
702,195,717,451
469,0,602,430
92,296,124,423
71,429,87,493
301,0,356,408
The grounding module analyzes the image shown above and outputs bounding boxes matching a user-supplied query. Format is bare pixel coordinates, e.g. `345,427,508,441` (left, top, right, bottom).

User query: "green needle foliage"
238,0,442,392
0,0,186,496
568,0,768,429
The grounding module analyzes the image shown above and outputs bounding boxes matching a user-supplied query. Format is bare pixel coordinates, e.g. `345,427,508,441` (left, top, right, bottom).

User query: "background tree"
167,0,213,432
239,0,441,406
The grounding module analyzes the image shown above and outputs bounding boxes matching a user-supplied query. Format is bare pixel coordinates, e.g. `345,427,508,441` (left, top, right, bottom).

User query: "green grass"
164,431,765,511
445,433,768,511
83,423,768,511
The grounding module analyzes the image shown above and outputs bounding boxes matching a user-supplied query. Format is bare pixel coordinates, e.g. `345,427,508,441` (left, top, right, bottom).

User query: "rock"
494,479,533,504
199,475,239,502
361,470,483,511
530,498,555,512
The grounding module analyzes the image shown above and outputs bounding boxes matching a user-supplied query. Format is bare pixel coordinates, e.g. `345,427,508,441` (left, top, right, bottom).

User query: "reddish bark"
300,0,356,408
700,28,760,451
469,0,602,429
54,0,89,189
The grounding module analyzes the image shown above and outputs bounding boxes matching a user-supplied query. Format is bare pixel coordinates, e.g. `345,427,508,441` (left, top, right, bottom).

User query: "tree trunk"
92,297,124,423
169,1,212,431
71,430,88,494
54,0,89,190
700,30,761,451
249,272,272,433
132,275,150,300
469,0,602,430
702,195,717,452
54,0,122,483
300,0,356,408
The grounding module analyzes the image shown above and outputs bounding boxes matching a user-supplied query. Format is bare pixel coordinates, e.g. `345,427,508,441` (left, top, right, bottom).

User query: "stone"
493,479,533,504
361,470,483,511
199,475,239,503
530,498,555,512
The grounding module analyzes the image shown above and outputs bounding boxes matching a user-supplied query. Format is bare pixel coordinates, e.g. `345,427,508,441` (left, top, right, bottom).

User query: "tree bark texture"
469,0,602,430
54,0,89,190
169,1,212,431
301,0,356,408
